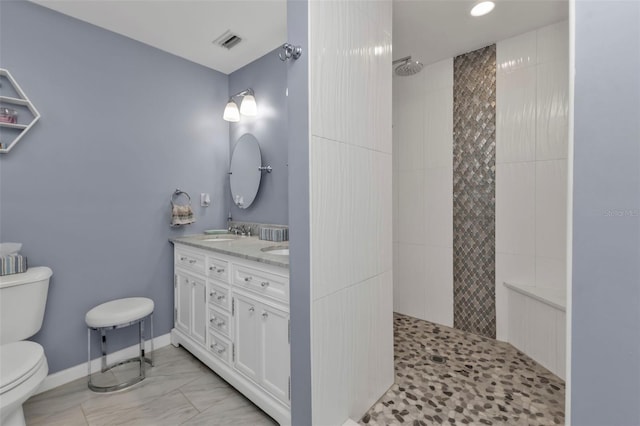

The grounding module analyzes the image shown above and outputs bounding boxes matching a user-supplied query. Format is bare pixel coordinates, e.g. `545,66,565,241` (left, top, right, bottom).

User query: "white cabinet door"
175,273,191,335
175,272,206,347
260,304,290,404
234,294,261,384
191,279,207,346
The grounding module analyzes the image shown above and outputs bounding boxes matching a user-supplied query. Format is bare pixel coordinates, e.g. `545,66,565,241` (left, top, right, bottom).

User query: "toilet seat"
0,341,46,395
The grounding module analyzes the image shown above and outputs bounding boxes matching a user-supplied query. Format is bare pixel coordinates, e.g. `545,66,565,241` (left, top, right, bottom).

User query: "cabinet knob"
249,306,255,313
185,279,189,284
216,346,225,354
244,276,253,282
210,317,216,323
217,320,226,327
217,295,225,301
189,259,196,264
210,291,217,297
218,268,225,273
261,281,270,288
180,256,187,261
262,311,269,318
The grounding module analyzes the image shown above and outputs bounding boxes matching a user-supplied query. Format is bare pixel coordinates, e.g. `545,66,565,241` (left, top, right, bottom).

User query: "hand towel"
171,203,195,226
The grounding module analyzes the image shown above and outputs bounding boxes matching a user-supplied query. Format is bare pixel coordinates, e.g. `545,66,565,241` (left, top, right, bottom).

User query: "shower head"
393,56,424,76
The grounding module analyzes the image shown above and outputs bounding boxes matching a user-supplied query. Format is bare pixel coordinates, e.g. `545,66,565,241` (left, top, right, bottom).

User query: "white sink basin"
267,249,289,256
261,246,289,256
202,237,236,242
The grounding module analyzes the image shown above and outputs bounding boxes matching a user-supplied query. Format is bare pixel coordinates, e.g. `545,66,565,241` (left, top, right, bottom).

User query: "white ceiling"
394,0,568,66
31,0,567,75
31,0,287,75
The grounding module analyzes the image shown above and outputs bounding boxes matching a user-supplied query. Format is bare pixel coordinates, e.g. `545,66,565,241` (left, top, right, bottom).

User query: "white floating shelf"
0,69,40,154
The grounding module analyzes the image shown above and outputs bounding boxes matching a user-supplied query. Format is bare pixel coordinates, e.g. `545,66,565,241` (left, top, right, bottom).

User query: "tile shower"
392,20,568,423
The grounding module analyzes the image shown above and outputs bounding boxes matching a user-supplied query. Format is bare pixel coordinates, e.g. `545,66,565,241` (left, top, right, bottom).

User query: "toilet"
0,267,52,426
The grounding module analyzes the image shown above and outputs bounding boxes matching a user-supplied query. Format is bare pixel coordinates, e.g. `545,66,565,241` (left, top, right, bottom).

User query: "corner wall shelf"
0,69,40,154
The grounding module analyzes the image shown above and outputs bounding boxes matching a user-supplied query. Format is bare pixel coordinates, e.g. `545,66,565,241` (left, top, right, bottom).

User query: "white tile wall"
394,243,427,319
535,160,568,260
497,21,568,380
495,66,536,163
309,1,394,424
536,60,569,160
505,286,566,379
495,253,535,340
393,58,454,327
496,162,536,256
496,30,537,73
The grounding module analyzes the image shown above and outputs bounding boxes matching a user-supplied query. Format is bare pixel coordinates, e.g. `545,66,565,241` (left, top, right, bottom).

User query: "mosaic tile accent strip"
452,45,497,338
360,313,565,425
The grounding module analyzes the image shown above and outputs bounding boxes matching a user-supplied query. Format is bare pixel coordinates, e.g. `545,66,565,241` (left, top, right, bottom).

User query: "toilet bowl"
0,266,52,426
0,342,48,426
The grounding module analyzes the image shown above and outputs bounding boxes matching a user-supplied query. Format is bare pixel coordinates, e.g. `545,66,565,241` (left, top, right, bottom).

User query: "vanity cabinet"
171,242,290,425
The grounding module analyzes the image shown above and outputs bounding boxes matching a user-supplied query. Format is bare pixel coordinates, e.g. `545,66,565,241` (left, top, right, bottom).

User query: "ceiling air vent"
213,30,242,50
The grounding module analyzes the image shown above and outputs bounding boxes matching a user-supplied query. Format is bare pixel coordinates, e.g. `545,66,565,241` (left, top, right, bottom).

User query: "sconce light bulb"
240,94,257,116
223,100,240,122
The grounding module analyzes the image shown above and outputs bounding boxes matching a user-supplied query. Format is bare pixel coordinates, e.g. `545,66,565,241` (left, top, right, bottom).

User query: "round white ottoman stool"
85,297,154,392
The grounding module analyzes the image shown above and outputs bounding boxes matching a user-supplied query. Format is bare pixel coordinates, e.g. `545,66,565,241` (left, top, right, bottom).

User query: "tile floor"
24,345,277,426
360,313,565,425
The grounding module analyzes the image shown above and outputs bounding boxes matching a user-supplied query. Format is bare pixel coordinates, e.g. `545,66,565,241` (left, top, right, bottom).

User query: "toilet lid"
0,341,45,394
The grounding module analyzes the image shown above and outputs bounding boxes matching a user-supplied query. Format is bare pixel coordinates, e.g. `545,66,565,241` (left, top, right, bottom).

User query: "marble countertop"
170,234,289,269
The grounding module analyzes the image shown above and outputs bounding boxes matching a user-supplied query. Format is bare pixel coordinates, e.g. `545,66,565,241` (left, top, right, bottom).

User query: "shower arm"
393,56,412,65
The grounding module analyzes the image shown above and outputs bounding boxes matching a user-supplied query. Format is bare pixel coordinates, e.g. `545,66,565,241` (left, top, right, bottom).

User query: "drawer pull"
210,317,216,323
180,256,187,261
217,268,225,273
210,291,217,297
210,343,225,353
189,259,196,264
217,295,225,301
249,306,255,313
261,281,270,288
209,266,225,273
262,311,269,318
185,279,189,284
217,320,226,327
244,276,253,282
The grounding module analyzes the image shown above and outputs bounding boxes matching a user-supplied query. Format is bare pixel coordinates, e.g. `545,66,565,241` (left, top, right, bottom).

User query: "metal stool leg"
149,313,154,366
87,328,92,378
100,328,107,372
139,319,146,378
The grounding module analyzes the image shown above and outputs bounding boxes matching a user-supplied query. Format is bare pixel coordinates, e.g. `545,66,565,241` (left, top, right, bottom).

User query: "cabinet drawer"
206,255,229,283
233,264,289,303
208,282,231,312
175,248,205,275
208,306,231,338
208,331,232,365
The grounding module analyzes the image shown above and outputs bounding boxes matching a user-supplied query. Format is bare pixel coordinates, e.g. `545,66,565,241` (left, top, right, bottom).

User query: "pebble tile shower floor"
360,313,565,425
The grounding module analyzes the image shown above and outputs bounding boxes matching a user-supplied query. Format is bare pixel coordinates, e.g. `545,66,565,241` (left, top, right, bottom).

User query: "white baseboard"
36,333,171,395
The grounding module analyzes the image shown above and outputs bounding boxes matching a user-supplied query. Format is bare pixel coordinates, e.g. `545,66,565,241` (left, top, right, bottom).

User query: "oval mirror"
229,133,262,209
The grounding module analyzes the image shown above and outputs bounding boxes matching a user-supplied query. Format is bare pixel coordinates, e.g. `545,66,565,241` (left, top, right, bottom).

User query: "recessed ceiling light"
470,1,495,17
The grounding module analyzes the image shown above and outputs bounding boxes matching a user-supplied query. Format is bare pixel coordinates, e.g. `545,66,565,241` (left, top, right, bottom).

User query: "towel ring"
171,189,191,206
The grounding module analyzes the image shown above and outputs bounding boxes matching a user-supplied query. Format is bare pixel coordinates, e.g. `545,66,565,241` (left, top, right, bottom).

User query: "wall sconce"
223,88,257,122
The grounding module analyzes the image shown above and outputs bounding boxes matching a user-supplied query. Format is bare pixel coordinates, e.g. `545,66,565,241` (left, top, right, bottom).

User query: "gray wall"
229,48,288,225
287,0,312,424
0,1,230,373
572,1,640,424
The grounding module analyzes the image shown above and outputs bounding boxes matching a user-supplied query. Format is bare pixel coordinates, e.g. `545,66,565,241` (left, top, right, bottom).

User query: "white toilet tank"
0,267,52,344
